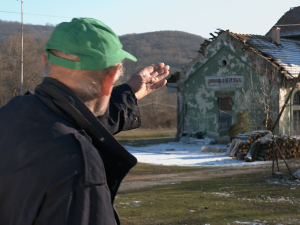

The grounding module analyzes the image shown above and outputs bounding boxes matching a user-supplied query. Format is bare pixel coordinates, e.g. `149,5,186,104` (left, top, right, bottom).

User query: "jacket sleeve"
33,174,118,225
98,83,141,135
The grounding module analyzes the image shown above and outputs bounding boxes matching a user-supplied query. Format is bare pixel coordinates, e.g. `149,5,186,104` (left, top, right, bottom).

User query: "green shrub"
228,111,251,138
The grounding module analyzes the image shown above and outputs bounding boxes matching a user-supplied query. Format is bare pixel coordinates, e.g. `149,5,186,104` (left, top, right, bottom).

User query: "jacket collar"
35,77,137,196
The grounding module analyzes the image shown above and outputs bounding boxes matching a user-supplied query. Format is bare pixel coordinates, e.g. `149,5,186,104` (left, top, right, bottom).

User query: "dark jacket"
0,77,141,225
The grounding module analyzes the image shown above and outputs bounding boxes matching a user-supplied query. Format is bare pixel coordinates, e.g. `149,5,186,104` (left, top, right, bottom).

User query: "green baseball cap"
45,18,137,71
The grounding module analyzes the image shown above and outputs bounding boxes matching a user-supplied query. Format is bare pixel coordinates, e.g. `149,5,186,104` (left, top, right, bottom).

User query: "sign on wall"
205,76,244,88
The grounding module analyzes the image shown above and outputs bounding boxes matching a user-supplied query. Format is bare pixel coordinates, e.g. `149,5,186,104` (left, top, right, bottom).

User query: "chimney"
272,27,281,44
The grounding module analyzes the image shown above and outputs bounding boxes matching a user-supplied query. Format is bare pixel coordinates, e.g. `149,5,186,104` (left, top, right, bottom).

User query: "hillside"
119,31,204,82
0,20,54,43
0,20,204,127
0,20,204,78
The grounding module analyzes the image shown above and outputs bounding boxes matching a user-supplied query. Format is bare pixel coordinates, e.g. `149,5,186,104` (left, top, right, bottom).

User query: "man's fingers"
149,63,166,73
151,65,170,77
135,63,169,85
151,79,167,90
142,66,155,74
157,71,169,81
146,63,165,73
139,63,168,76
153,63,165,71
148,66,169,85
151,68,165,77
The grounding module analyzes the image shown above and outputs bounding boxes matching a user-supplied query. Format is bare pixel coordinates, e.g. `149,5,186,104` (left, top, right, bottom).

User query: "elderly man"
0,18,169,225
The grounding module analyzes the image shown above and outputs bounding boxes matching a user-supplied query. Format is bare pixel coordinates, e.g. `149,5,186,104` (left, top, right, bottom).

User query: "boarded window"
294,92,300,105
293,110,300,135
219,98,232,130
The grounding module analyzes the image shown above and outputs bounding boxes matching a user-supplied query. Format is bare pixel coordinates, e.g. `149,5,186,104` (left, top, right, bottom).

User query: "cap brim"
123,50,137,62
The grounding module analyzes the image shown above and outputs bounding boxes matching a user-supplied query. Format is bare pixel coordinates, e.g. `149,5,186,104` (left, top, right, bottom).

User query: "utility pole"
20,0,24,95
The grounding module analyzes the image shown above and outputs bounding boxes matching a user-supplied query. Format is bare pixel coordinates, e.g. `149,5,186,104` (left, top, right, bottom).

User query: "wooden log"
226,139,236,155
245,141,261,162
229,139,241,157
259,149,270,154
258,153,267,158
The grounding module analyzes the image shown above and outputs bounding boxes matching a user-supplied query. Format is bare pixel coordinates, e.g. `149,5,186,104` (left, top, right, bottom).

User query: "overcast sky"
0,0,299,38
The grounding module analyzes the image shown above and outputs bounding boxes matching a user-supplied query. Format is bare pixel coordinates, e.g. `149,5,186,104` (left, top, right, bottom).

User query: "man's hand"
127,63,170,100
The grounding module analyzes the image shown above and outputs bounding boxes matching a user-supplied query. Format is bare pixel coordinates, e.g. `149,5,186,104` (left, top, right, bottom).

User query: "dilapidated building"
168,6,300,143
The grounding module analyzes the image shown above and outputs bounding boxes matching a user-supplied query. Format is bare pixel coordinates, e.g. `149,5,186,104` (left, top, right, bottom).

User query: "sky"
0,0,299,38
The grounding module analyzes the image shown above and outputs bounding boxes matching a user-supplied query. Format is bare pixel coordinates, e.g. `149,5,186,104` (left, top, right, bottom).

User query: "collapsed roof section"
169,26,300,84
229,31,300,78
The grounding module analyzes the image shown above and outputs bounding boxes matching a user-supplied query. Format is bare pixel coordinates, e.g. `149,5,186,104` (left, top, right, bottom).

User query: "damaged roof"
229,32,300,78
265,6,300,38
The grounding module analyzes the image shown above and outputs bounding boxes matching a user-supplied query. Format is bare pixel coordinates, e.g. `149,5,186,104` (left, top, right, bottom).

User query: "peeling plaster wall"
279,80,300,135
279,85,290,135
183,46,254,136
179,31,282,140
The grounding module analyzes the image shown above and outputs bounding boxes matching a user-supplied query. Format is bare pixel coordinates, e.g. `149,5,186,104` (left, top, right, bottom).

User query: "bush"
228,111,251,139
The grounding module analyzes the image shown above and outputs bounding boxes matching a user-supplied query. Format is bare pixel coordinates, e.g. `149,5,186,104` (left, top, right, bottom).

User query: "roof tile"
229,32,300,78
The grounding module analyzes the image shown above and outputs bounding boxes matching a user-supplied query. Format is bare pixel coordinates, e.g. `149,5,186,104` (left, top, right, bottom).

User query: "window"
293,110,300,134
294,92,300,105
219,56,230,68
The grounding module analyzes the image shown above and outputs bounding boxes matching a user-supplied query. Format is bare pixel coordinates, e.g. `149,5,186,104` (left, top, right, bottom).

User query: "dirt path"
119,164,277,193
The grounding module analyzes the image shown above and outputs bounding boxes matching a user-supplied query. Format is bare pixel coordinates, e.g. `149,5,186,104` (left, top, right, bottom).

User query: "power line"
0,10,71,19
0,10,140,23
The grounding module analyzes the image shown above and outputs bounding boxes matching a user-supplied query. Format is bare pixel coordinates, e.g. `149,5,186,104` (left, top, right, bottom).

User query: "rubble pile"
227,131,300,162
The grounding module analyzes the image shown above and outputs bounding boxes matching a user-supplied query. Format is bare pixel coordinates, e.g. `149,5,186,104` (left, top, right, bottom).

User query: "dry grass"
115,128,176,147
115,129,300,224
115,128,176,141
116,163,300,225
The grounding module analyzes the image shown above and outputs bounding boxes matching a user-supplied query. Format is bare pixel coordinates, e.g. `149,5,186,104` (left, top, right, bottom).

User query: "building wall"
180,32,281,142
279,80,300,135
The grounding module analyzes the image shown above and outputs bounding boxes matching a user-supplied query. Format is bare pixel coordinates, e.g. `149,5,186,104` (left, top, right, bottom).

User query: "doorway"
218,97,232,131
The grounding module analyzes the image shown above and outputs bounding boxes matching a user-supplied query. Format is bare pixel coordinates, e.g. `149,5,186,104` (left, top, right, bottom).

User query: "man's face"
92,64,124,117
114,65,125,83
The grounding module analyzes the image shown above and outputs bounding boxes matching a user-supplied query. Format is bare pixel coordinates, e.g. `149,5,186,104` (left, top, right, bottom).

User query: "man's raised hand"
127,63,170,100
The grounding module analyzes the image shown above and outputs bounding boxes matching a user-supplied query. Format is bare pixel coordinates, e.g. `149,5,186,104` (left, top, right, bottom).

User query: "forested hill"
0,20,54,43
119,31,204,82
0,20,204,78
0,20,204,127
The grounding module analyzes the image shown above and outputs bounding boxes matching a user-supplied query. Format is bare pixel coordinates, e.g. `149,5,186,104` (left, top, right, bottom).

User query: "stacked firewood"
236,131,270,155
227,131,269,158
264,136,300,160
227,131,300,162
257,142,273,161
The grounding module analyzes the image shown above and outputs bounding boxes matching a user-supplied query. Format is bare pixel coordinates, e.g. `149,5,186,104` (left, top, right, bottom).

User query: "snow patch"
126,142,271,167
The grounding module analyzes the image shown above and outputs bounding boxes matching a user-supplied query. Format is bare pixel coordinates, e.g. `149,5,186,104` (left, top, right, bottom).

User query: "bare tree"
0,52,6,107
138,87,177,128
0,34,46,106
235,67,279,130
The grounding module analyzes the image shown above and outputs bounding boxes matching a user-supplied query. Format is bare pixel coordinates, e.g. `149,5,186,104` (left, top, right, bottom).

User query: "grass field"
115,128,177,146
115,128,177,141
116,164,300,225
114,129,300,225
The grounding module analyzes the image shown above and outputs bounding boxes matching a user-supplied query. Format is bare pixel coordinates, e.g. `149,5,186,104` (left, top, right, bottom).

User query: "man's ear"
41,52,47,67
101,64,122,96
